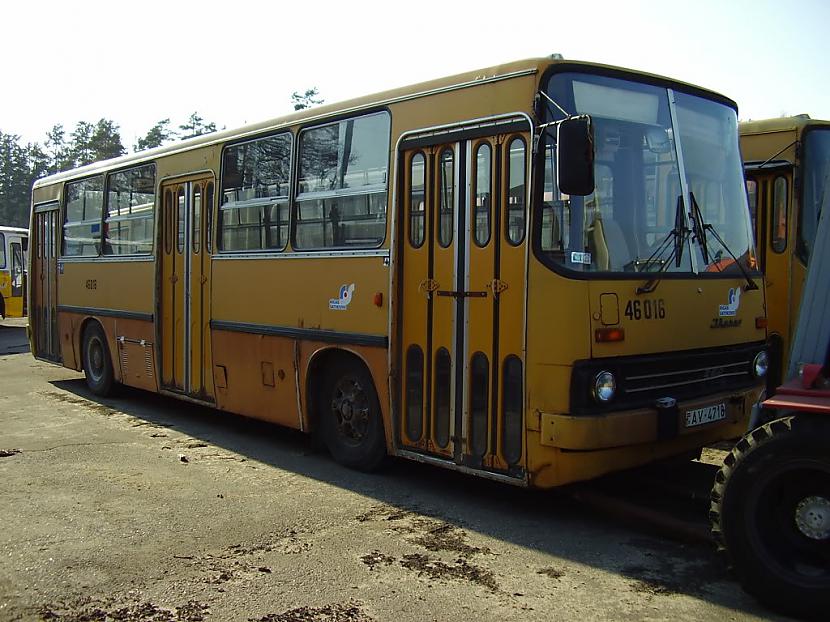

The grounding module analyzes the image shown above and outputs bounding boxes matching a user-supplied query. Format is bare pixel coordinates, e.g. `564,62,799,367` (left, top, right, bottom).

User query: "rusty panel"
211,329,300,428
114,318,157,392
60,312,119,380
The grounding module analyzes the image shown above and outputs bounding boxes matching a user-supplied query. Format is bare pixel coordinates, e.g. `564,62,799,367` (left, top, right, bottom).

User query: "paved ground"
0,318,789,622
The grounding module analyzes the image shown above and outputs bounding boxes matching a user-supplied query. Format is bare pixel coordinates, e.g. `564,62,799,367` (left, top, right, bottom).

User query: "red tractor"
710,205,830,619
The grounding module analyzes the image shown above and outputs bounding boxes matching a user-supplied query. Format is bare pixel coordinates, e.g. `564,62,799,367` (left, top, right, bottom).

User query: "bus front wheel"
710,415,830,618
319,360,386,472
82,322,114,397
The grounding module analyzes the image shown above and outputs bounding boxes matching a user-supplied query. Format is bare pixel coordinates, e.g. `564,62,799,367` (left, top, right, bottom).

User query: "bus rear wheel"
319,360,386,472
82,322,114,397
710,415,830,618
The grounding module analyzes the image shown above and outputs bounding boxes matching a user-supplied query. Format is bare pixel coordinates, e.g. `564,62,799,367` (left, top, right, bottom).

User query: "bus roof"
33,56,734,190
740,114,830,136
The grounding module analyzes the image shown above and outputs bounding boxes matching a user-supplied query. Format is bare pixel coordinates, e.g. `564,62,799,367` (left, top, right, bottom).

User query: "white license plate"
685,403,727,427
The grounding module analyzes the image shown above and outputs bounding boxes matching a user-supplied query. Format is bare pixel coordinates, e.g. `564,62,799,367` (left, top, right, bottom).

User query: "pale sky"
2,0,828,148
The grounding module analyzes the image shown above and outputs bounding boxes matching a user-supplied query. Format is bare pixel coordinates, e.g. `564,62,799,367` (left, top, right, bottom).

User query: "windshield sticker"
570,251,592,265
329,283,355,311
718,287,741,317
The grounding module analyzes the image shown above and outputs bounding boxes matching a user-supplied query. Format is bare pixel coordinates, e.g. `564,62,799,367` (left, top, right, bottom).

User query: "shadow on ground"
0,320,29,355
47,377,779,619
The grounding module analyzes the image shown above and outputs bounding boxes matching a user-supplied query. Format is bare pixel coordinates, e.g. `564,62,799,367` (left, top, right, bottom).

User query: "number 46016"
624,298,666,321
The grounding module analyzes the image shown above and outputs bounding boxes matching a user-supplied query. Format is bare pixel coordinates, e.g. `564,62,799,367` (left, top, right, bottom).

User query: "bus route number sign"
624,298,665,321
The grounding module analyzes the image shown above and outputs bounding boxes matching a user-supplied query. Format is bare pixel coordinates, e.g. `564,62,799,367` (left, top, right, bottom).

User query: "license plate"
685,402,727,427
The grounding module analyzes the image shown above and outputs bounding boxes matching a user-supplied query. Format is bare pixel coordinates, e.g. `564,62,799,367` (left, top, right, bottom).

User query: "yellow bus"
29,56,768,488
740,115,830,388
0,225,28,319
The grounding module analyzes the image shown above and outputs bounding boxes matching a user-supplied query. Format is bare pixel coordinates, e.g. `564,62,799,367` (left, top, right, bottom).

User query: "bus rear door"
32,204,60,360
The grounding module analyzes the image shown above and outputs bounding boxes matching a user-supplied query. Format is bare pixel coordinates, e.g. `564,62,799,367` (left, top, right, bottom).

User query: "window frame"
437,147,455,249
61,163,158,259
505,135,527,247
218,130,294,254
771,175,788,254
408,151,427,249
532,63,761,282
62,174,106,258
745,177,758,243
472,141,492,248
10,241,23,297
103,162,157,257
292,109,391,251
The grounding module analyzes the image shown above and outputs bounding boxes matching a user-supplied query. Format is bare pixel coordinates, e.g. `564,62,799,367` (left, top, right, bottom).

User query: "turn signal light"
755,317,768,329
373,292,383,307
595,327,625,343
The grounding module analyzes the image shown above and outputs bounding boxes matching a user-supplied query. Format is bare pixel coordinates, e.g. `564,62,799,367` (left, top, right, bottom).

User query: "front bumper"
539,385,762,450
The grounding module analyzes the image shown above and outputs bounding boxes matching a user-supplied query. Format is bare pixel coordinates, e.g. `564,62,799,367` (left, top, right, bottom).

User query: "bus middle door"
160,176,214,400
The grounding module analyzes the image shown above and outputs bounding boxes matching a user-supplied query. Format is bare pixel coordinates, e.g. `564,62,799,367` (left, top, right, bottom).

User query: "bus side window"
11,242,23,296
409,153,426,248
506,137,526,245
295,112,390,249
746,178,758,243
771,176,787,253
63,176,104,257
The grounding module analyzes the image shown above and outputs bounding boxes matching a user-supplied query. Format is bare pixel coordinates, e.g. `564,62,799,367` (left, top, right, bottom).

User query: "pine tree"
135,118,175,152
69,121,95,167
89,119,126,161
291,88,324,111
0,132,33,226
44,124,72,174
179,112,217,140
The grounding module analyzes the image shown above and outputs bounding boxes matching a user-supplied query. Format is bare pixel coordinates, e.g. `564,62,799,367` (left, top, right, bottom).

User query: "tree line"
0,88,322,228
0,113,217,228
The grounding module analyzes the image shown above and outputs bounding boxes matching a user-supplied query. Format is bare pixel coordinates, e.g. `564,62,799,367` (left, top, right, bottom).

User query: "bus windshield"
800,127,830,263
539,72,755,276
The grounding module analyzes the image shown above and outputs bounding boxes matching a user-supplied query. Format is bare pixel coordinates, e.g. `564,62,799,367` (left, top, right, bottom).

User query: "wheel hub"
795,495,830,540
331,378,369,442
89,340,104,380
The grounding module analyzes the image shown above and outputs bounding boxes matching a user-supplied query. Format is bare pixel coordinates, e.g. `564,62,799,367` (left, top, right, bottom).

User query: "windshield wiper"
690,192,759,291
636,195,688,294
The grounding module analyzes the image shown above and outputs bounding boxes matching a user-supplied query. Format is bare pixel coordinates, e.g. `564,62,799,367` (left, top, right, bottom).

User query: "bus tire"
319,359,386,472
82,322,115,397
710,415,830,618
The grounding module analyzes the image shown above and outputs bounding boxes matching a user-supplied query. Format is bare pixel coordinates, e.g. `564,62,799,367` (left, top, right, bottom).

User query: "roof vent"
550,53,564,60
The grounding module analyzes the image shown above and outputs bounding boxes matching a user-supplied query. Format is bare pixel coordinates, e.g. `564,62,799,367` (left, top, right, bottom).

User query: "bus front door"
399,132,528,475
160,177,215,401
747,171,792,388
32,204,60,361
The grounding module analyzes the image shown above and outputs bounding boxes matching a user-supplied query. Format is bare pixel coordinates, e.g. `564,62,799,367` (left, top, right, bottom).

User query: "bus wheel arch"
710,414,830,617
80,319,115,397
305,347,387,472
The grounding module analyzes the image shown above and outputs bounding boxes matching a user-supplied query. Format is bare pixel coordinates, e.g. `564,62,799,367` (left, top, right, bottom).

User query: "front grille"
570,342,765,414
625,360,751,394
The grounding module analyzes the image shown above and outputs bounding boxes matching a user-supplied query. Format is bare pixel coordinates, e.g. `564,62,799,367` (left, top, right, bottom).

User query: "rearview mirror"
557,116,595,196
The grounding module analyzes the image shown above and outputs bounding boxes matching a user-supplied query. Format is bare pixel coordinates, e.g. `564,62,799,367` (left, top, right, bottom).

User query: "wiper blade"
636,195,688,294
691,191,759,291
690,192,710,265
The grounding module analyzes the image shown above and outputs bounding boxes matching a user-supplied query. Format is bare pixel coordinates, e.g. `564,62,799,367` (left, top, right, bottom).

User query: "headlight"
753,351,769,378
593,371,616,402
